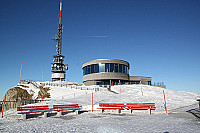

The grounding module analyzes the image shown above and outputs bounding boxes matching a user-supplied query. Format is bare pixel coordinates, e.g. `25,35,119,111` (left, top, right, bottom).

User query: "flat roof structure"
82,59,152,86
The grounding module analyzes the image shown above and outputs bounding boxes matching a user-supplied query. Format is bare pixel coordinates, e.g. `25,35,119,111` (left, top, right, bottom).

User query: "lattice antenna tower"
51,0,68,81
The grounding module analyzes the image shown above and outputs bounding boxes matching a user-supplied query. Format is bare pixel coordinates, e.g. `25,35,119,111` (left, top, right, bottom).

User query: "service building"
82,59,152,86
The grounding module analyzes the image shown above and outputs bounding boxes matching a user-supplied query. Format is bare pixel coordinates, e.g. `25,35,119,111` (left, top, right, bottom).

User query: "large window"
99,63,105,72
83,67,86,75
87,65,90,74
94,64,99,73
123,65,125,73
105,63,109,72
119,64,123,73
110,63,114,72
114,64,118,72
83,63,129,75
126,66,129,74
91,65,94,73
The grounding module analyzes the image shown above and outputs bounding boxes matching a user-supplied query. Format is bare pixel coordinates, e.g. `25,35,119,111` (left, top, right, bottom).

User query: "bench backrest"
17,105,49,111
17,105,50,114
99,103,125,108
126,103,155,107
53,104,81,110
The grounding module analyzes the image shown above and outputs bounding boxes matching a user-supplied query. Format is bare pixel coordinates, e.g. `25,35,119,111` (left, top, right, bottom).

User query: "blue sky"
0,0,200,100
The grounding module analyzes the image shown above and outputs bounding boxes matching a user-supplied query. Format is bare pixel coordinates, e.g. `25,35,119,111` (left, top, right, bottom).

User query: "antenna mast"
51,0,68,81
57,0,62,55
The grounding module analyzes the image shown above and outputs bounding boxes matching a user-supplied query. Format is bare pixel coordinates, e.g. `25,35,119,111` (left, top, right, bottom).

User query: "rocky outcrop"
5,87,33,110
38,86,51,99
6,87,33,101
4,84,51,110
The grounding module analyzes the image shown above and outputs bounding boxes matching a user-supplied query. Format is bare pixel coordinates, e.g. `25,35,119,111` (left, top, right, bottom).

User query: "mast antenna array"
51,0,68,81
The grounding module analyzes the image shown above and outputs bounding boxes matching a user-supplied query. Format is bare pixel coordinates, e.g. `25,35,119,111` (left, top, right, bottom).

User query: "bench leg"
43,112,48,118
117,109,121,114
21,114,27,120
57,111,62,117
129,109,132,114
149,109,152,114
101,109,104,113
75,110,79,115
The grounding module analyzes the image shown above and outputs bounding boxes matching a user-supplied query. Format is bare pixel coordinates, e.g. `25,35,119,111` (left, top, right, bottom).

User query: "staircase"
29,81,40,89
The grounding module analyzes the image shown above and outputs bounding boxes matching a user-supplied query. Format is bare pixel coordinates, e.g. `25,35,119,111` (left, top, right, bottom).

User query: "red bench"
53,104,82,116
98,103,125,113
17,105,50,120
125,103,156,114
98,103,156,114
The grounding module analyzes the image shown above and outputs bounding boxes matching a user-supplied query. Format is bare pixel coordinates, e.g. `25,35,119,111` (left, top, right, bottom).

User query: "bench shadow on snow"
186,108,200,120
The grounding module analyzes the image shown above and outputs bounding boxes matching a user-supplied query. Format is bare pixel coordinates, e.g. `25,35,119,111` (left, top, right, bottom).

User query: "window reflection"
99,63,105,73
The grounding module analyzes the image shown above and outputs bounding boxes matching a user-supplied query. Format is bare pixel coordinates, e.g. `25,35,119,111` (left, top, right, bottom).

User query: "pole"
163,90,167,113
92,92,93,112
20,62,23,84
141,86,143,96
1,94,6,118
42,71,43,82
120,85,121,94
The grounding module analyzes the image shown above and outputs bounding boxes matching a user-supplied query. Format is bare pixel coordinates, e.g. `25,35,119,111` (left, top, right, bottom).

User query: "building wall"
129,76,152,85
83,73,129,82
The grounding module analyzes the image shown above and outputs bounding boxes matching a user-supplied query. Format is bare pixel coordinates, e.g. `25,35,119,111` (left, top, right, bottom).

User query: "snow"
0,113,199,132
1,82,199,132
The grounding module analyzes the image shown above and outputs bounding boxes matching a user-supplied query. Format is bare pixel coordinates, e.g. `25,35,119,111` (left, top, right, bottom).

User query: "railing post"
1,94,6,118
92,92,93,112
163,90,167,113
141,86,143,96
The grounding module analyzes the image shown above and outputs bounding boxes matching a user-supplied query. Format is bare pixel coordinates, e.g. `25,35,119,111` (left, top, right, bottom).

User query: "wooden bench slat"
99,103,124,108
17,105,48,109
17,107,49,111
53,104,82,112
125,107,156,110
98,107,124,110
53,105,79,108
18,110,50,114
126,103,155,108
55,108,81,112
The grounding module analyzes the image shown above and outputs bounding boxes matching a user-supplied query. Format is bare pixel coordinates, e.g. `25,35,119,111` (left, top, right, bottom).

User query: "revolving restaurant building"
82,59,152,86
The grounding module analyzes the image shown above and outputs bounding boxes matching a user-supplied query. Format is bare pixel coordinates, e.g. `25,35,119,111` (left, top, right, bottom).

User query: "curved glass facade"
83,63,129,75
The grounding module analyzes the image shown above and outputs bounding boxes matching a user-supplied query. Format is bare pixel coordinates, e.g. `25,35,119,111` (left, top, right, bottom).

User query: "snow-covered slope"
15,82,198,112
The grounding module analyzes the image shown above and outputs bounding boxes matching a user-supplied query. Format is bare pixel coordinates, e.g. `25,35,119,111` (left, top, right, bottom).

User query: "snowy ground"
1,83,199,132
0,113,200,133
